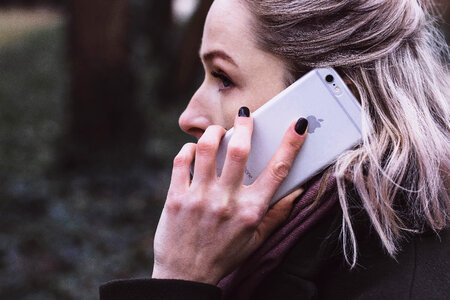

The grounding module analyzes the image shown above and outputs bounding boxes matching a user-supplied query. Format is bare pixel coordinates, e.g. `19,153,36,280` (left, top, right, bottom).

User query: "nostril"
188,128,205,139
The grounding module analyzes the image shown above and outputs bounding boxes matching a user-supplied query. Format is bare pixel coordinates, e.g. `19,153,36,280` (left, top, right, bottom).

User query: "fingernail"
238,107,250,117
295,118,308,135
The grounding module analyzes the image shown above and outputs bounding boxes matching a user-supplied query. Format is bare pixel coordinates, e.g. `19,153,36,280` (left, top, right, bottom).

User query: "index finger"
252,117,308,199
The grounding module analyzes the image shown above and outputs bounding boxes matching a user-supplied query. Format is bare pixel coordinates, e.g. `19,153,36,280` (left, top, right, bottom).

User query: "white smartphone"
215,68,362,205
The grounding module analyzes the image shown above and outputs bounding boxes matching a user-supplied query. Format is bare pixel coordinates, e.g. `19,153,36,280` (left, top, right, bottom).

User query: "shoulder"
316,197,450,300
255,206,449,300
319,222,450,299
408,228,450,298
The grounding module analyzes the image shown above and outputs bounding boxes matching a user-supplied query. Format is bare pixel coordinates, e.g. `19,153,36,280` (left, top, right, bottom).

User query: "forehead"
201,0,254,60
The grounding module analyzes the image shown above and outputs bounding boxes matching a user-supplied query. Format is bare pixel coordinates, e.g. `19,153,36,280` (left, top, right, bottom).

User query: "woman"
100,0,449,299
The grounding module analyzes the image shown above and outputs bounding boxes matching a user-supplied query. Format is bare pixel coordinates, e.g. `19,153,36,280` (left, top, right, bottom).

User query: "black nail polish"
238,106,250,117
295,118,308,135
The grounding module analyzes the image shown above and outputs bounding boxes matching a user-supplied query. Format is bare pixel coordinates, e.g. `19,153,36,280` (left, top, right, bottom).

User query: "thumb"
254,188,304,246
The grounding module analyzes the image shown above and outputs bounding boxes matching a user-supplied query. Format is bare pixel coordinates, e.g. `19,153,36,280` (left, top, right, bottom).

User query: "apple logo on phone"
306,115,324,134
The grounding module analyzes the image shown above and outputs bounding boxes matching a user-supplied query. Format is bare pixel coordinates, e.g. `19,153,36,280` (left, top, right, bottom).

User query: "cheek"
221,101,241,130
219,68,286,130
241,54,287,113
220,91,259,130
246,82,286,114
221,85,285,130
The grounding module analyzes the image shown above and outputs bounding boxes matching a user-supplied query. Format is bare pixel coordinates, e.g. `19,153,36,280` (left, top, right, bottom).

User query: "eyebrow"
201,50,238,67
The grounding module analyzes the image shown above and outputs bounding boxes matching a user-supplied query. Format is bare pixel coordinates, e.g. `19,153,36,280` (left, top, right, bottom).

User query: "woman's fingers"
169,143,196,194
252,118,308,202
220,107,253,187
191,125,226,185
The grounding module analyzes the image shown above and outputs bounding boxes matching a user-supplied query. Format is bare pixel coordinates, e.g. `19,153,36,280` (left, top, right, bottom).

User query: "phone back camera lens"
325,75,334,83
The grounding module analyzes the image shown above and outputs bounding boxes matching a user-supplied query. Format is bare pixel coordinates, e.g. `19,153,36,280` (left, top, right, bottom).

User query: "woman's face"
178,0,288,139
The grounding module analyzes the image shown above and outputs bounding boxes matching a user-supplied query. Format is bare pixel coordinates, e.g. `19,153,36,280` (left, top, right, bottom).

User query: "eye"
211,71,233,90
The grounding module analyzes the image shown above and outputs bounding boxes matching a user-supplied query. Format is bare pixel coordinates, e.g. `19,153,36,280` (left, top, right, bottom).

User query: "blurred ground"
0,7,188,300
0,8,62,46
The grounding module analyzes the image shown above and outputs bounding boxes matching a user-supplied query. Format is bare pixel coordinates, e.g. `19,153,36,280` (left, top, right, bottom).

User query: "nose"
178,87,213,139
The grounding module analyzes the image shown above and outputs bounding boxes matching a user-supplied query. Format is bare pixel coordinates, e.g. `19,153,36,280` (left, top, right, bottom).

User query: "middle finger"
220,107,253,188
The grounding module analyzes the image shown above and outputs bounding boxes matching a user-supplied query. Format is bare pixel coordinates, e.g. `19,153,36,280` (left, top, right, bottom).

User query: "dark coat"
99,206,450,300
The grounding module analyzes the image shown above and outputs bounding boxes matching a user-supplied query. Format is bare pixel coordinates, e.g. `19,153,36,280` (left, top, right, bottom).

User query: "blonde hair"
243,0,450,266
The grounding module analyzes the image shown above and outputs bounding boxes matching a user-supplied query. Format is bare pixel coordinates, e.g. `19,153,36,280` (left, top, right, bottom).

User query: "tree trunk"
172,0,213,97
156,0,213,108
62,0,145,172
147,0,173,59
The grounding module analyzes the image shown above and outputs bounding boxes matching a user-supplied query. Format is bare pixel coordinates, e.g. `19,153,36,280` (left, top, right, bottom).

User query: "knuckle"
165,197,183,213
173,154,188,168
209,201,232,220
227,143,250,163
239,209,260,229
173,143,195,168
185,142,197,151
286,137,303,151
187,192,208,213
166,188,211,215
270,161,290,183
197,140,217,156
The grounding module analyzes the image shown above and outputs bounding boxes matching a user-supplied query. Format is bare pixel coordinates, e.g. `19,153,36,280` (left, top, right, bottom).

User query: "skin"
152,0,307,285
178,0,288,136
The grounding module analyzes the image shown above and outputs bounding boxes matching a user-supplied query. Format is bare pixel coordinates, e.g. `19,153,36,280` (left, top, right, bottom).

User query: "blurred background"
0,0,448,299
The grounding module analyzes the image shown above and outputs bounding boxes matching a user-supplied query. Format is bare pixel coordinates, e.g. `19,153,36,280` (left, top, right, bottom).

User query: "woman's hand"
152,109,308,285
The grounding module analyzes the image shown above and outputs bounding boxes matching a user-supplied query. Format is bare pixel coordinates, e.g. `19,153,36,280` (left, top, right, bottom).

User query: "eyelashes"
211,71,233,90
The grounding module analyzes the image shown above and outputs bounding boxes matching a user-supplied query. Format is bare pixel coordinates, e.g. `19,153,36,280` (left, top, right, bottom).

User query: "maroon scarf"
218,172,339,300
